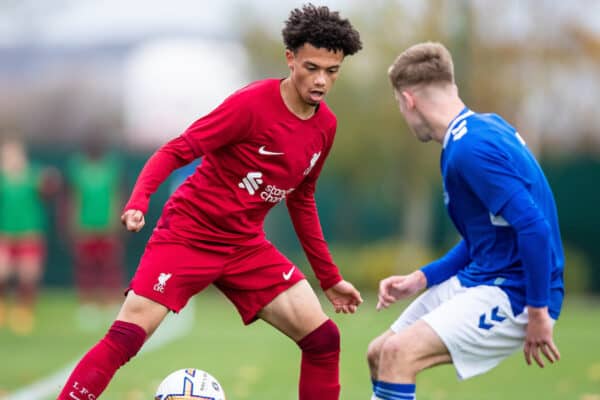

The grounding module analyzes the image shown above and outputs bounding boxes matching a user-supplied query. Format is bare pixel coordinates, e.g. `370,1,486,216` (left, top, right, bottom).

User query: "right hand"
324,280,363,314
121,209,145,232
524,306,561,368
376,270,427,311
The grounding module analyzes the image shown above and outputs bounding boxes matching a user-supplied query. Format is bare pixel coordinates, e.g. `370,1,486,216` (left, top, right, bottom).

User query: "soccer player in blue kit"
366,42,565,400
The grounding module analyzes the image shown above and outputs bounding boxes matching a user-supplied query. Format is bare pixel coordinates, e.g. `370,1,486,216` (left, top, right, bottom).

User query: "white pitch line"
5,300,196,400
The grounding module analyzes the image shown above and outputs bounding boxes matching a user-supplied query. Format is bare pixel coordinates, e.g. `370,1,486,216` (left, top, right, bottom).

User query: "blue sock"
371,379,383,400
374,381,416,400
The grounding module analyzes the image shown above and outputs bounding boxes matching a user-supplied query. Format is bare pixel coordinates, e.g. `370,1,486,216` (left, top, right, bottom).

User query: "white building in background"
122,39,249,150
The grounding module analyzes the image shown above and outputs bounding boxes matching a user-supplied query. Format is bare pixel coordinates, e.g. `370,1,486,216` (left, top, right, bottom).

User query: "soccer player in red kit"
58,4,362,400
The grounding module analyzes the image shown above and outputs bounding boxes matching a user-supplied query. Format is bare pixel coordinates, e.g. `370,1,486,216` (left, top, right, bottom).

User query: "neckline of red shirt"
276,78,322,122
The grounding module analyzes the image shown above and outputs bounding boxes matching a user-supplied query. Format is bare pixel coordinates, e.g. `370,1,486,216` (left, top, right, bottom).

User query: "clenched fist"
121,209,145,232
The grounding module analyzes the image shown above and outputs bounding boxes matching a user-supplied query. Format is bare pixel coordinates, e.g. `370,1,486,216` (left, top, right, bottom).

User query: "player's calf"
57,320,146,400
371,321,452,400
297,319,340,400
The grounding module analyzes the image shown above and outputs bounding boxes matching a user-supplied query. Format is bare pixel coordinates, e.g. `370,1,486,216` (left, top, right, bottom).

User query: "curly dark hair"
282,3,362,56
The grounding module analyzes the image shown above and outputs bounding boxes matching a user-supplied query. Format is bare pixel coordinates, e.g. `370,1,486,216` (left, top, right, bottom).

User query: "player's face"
394,89,434,142
0,140,26,173
286,43,344,106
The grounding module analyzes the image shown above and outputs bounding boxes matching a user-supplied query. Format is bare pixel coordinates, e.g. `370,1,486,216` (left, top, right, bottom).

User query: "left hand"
324,280,363,314
524,306,561,367
376,270,427,310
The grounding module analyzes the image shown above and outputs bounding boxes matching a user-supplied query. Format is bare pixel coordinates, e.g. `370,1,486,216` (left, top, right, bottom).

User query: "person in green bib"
65,138,125,318
0,138,59,334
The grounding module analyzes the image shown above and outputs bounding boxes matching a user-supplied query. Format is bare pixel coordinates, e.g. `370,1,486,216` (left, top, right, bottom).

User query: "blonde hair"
388,42,455,91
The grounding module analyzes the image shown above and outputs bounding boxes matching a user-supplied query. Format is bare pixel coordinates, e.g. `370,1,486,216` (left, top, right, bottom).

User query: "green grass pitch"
1,289,599,399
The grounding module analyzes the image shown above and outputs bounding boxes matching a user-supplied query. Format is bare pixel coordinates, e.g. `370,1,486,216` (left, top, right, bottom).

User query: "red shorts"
0,236,46,262
128,240,305,324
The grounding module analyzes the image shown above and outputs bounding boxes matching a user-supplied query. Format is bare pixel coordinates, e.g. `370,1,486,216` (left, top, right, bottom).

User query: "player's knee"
366,337,384,370
380,334,414,365
298,319,340,354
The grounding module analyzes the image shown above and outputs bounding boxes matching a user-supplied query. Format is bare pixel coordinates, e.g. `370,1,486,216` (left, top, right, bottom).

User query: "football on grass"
154,368,226,400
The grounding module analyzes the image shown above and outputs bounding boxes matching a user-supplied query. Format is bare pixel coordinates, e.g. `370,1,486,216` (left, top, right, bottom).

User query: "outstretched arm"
122,136,196,231
123,88,254,231
376,270,427,310
376,240,470,310
420,239,470,287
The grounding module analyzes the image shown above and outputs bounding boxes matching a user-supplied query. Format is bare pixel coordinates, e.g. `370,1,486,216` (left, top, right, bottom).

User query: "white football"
154,368,226,400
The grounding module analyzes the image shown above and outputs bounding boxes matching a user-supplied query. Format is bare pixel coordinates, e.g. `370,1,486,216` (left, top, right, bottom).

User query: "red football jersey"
125,79,341,289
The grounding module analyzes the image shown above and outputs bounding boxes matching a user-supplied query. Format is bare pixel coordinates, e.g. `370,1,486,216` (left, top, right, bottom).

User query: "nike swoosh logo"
259,146,284,156
69,392,82,400
283,266,295,281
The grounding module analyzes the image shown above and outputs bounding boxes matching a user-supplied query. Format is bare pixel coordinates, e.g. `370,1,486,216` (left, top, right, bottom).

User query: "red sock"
57,320,146,400
297,319,341,400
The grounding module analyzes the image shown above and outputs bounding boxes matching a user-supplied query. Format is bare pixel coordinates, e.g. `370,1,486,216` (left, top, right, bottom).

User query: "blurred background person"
2,2,600,398
63,134,125,326
0,136,60,335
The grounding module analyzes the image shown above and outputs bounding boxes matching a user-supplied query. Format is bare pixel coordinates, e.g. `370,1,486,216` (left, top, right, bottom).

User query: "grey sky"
2,0,599,48
0,0,355,47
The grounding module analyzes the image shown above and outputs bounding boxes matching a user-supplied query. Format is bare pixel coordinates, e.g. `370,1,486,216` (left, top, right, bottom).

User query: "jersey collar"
443,107,474,148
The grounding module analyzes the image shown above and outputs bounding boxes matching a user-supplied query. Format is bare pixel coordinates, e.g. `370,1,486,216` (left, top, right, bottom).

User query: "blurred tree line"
240,0,600,293
2,0,600,294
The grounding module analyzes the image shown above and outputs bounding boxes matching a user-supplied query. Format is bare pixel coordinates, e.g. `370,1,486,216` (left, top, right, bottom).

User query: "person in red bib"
58,4,363,399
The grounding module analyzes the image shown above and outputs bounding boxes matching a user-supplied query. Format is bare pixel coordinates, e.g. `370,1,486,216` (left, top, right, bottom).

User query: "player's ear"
285,49,295,71
401,90,416,110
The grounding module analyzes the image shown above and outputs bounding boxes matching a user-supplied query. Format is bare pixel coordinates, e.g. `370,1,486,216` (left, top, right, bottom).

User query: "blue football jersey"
441,108,565,318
